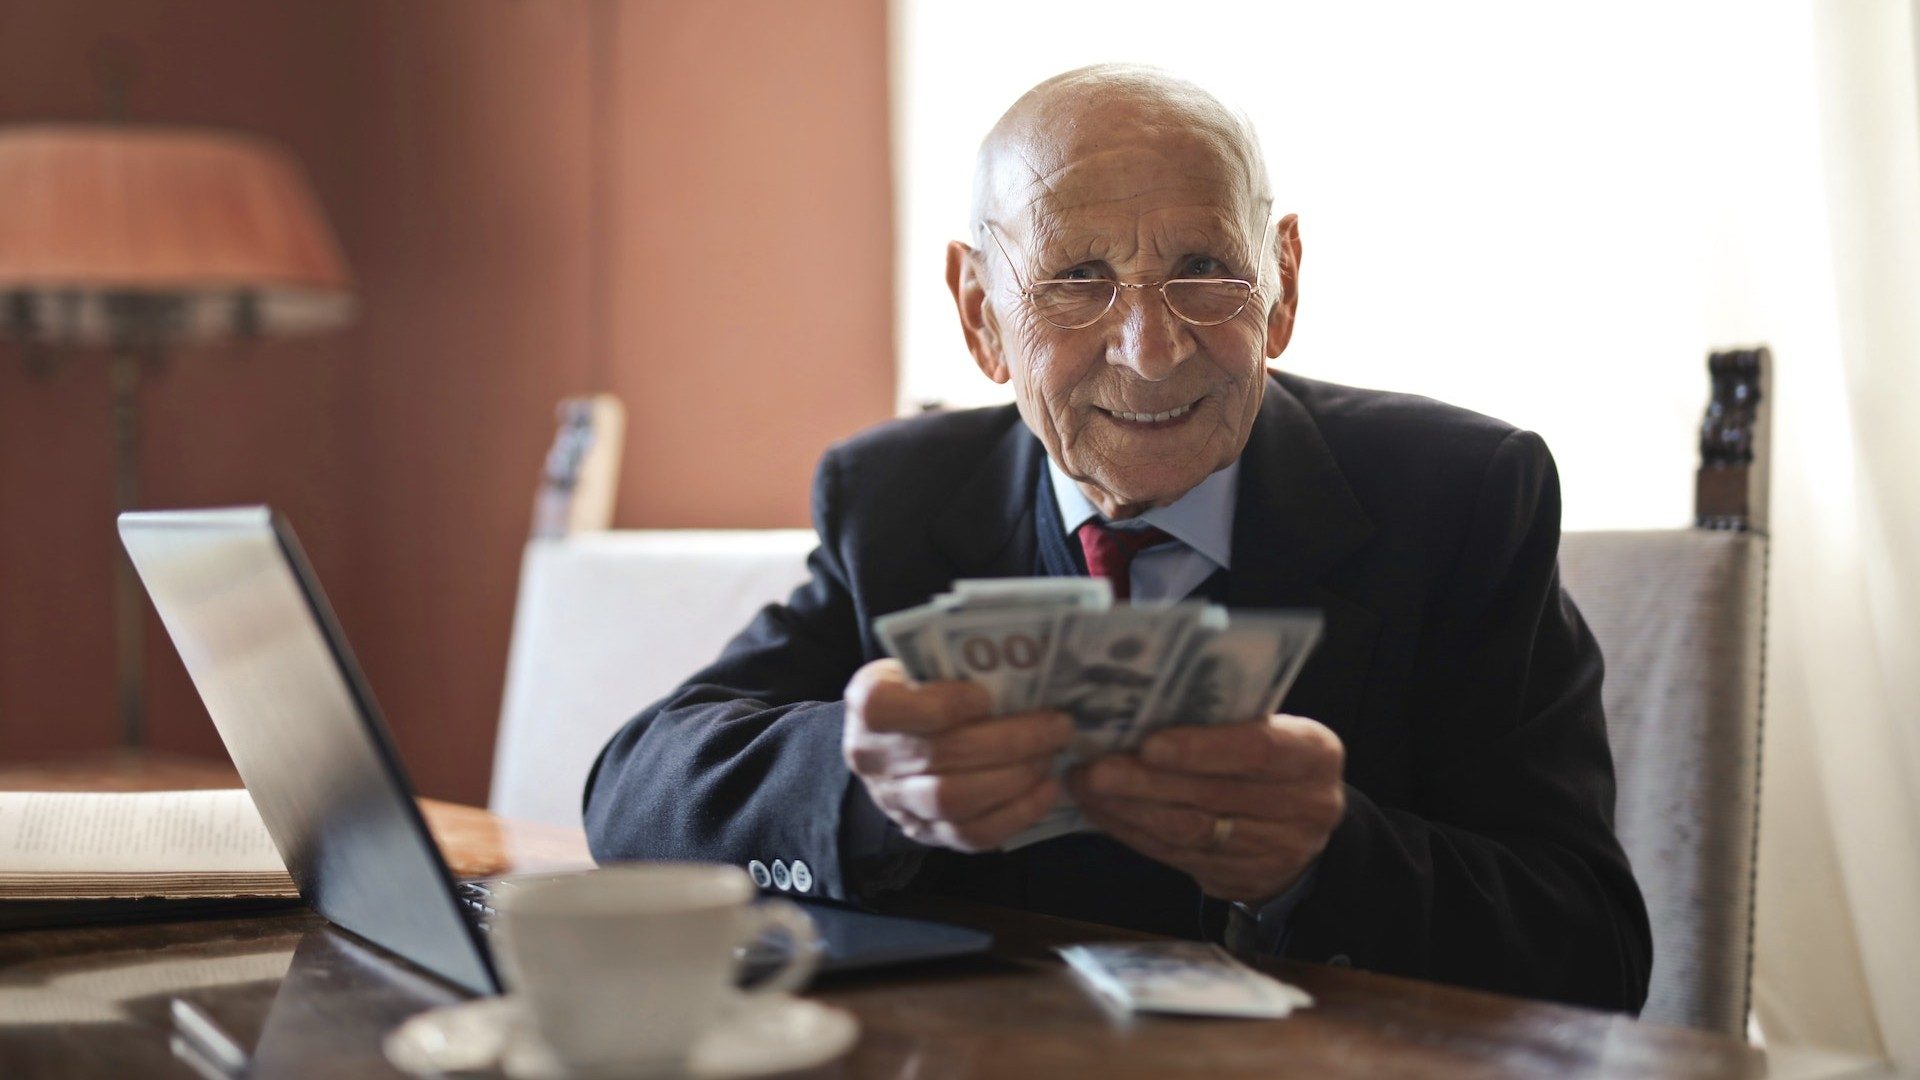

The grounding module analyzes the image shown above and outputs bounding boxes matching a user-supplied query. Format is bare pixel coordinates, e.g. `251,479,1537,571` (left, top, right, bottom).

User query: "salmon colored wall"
607,3,897,526
0,0,895,803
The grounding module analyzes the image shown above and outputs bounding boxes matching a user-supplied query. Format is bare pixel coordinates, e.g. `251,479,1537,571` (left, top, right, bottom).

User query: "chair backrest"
530,394,626,539
1559,528,1766,1034
488,530,816,827
1557,345,1771,1034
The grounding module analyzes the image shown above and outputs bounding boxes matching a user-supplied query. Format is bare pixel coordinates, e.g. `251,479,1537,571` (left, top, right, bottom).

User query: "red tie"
1076,521,1173,602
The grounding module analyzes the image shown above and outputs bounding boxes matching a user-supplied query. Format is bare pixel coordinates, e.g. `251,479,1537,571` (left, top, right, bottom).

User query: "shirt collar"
1046,455,1238,570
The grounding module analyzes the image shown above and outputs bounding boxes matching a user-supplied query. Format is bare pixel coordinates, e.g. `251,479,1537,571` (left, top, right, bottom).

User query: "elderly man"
585,65,1652,1012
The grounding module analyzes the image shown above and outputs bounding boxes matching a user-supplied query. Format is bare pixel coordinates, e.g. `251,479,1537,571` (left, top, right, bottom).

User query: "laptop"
118,506,990,996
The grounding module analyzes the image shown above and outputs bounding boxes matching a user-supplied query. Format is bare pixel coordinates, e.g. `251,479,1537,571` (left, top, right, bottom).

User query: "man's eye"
1053,264,1106,281
1179,256,1225,278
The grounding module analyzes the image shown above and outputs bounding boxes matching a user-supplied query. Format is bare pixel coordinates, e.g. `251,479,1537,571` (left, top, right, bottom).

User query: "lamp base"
109,345,144,750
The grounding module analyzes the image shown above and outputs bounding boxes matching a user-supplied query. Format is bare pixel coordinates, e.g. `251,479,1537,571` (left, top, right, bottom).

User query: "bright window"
891,0,1837,529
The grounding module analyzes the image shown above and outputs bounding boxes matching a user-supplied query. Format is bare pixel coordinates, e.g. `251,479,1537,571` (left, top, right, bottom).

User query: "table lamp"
0,124,356,749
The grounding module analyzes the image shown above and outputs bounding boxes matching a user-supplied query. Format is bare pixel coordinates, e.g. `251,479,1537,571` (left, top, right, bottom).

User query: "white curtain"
892,0,1920,1064
1752,0,1920,1068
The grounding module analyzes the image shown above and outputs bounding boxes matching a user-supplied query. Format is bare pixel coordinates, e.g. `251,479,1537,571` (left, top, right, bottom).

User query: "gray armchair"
1559,347,1770,1034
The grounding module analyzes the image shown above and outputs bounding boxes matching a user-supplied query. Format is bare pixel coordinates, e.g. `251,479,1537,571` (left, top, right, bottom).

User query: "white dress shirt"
1046,457,1237,599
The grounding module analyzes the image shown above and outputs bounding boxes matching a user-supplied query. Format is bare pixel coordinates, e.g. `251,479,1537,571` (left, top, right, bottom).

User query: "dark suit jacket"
584,371,1654,1012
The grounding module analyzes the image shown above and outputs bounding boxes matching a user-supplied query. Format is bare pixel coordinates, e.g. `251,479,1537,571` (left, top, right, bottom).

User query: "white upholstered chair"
489,397,816,828
488,530,815,829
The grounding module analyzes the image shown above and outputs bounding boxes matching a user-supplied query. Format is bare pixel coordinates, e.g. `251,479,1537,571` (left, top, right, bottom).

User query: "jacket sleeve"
1281,430,1654,1013
581,449,880,901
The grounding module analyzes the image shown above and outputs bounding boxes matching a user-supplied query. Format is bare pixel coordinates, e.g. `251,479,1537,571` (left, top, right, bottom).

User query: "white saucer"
384,993,858,1079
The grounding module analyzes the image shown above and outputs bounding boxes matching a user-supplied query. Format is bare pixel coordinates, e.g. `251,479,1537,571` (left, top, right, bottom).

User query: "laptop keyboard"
455,880,498,932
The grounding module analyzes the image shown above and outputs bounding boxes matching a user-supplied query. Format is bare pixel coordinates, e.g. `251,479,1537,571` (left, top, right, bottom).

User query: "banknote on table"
873,578,1324,851
1056,942,1315,1019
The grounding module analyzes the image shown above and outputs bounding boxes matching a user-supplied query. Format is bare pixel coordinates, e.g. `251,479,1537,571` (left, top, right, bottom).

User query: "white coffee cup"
489,863,821,1073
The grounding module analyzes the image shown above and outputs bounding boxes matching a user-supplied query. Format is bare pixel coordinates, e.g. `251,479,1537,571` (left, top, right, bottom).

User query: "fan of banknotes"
874,578,1324,849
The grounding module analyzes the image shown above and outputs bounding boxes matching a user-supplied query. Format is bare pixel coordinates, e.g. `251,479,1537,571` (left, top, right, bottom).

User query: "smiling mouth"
1097,401,1199,426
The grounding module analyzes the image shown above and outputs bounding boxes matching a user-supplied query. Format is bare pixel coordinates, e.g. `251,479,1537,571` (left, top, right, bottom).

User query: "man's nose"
1104,285,1193,382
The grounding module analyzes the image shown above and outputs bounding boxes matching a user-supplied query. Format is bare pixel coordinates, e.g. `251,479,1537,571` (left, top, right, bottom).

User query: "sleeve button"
790,860,813,893
770,860,792,890
747,860,772,889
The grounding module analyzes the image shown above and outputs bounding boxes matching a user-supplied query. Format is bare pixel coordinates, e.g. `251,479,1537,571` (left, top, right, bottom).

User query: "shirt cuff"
1225,861,1321,954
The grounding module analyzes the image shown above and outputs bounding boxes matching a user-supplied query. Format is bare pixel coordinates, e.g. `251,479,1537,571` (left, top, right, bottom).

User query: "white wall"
892,0,1837,531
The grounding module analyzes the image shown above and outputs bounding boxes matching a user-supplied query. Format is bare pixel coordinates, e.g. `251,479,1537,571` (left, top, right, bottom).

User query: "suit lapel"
1228,372,1375,608
929,412,1044,580
1230,373,1380,730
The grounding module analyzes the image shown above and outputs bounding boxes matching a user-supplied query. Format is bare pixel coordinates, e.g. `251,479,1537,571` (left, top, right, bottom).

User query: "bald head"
970,65,1272,244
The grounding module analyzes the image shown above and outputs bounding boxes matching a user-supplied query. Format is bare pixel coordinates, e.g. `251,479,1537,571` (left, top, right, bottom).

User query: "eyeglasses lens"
1029,281,1114,329
1164,281,1253,326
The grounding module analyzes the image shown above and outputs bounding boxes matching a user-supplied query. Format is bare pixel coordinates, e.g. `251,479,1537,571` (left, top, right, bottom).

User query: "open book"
0,789,296,901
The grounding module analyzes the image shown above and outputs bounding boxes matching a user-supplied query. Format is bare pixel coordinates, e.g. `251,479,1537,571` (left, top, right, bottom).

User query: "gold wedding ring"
1207,815,1236,852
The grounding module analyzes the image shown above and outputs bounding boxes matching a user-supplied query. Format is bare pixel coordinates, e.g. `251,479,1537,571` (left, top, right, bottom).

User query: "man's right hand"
842,658,1072,853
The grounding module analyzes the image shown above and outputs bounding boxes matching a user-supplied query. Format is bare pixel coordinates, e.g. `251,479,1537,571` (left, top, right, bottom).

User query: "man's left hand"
1066,714,1346,906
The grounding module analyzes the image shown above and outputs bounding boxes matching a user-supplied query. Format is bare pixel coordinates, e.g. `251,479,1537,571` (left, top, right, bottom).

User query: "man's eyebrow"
1162,226,1247,255
1023,233,1111,272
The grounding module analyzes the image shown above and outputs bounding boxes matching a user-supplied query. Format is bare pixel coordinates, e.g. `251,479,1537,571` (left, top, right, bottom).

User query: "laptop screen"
119,507,498,995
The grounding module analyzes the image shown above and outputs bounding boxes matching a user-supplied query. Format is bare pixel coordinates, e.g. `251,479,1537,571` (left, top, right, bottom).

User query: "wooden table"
0,756,1804,1078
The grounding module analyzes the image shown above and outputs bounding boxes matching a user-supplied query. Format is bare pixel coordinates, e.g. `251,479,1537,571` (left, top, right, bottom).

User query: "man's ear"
947,239,1010,384
1264,213,1302,360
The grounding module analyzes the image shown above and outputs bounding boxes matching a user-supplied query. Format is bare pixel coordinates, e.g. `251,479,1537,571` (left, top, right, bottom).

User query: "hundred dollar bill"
934,607,1063,713
1039,604,1203,761
1128,611,1323,743
877,579,1106,689
942,577,1113,613
873,605,951,681
1057,942,1315,1018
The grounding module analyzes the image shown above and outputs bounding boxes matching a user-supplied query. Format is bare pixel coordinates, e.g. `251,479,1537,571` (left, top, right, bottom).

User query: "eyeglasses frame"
979,217,1271,331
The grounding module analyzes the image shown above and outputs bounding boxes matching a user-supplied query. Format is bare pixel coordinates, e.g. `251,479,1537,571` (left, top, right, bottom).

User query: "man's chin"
1074,463,1213,516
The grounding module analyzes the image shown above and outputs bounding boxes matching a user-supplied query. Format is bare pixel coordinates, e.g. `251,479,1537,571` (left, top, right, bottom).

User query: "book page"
0,790,287,874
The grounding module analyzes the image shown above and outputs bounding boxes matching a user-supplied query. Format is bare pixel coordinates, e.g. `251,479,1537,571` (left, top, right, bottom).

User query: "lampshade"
0,124,355,344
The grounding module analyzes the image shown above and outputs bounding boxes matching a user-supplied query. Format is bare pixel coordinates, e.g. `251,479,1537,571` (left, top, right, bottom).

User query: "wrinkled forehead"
979,113,1266,253
1030,152,1255,250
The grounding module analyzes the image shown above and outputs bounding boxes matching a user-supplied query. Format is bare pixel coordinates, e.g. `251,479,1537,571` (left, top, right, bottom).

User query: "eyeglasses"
981,219,1264,330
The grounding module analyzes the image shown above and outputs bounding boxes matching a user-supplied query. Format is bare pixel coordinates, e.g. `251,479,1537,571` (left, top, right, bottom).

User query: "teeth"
1109,403,1193,423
